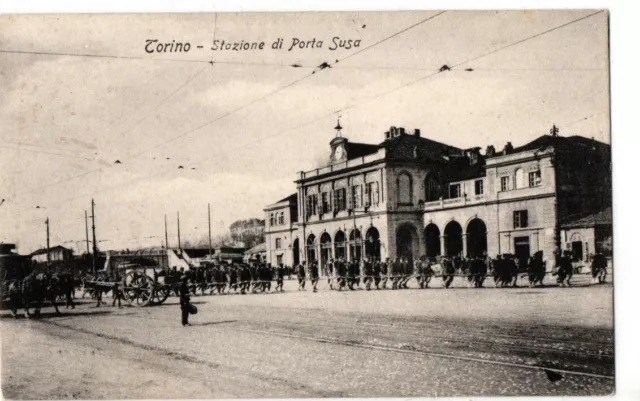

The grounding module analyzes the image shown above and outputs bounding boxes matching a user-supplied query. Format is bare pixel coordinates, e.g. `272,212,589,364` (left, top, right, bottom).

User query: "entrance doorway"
306,234,317,263
513,236,530,272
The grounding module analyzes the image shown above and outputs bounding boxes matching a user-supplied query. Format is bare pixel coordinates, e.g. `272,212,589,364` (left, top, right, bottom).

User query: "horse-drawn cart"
87,249,182,307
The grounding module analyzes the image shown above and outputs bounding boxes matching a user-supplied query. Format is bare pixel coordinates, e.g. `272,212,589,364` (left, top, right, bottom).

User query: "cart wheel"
151,287,170,305
123,271,153,307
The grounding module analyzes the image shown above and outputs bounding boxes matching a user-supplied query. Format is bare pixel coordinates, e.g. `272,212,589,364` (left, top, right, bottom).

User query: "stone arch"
395,222,420,264
444,220,463,257
334,230,347,261
320,232,332,268
424,223,441,257
365,227,381,261
306,234,317,263
465,218,488,258
349,228,363,261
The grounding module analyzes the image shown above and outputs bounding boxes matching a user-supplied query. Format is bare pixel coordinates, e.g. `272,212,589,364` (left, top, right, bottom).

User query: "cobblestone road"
1,277,614,399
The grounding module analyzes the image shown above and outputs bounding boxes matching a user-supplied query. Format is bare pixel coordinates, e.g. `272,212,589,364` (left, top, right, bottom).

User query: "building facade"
264,124,611,270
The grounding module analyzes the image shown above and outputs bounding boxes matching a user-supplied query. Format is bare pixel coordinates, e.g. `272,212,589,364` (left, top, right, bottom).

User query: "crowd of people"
158,250,609,298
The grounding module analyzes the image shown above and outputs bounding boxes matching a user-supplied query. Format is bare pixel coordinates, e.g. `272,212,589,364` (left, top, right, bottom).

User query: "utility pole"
208,203,212,257
45,217,51,267
164,214,169,250
91,199,98,274
84,210,90,255
177,211,181,250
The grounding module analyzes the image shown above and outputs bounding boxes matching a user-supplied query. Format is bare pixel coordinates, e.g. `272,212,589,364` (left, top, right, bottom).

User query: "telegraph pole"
84,210,90,255
208,203,212,257
91,199,98,274
164,214,169,250
177,211,181,250
45,217,51,266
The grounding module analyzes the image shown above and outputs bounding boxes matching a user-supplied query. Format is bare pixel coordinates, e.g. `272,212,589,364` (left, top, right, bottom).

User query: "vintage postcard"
0,10,613,399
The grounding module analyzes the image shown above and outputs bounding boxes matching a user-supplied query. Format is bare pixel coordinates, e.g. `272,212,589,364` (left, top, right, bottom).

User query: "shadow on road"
195,320,237,327
0,310,113,320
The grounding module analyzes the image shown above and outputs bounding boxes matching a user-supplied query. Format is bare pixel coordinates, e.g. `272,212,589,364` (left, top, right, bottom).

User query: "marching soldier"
326,258,334,288
380,258,389,289
556,251,573,287
347,259,358,290
310,261,320,292
373,258,381,290
275,263,285,291
336,257,347,290
363,258,374,290
296,261,307,290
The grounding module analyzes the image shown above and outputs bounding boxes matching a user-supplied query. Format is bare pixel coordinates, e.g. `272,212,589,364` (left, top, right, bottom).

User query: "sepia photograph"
0,8,615,399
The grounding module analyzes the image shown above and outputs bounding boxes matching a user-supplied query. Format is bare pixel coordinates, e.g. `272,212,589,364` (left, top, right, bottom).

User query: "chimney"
414,129,421,137
485,145,496,157
398,127,405,136
503,142,514,155
467,147,481,165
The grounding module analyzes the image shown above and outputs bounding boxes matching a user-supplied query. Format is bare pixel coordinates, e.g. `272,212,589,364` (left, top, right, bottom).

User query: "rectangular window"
321,192,331,214
276,254,283,265
351,185,362,209
513,210,529,229
449,183,461,199
275,238,282,249
474,180,484,195
278,212,285,225
333,188,346,211
501,176,510,191
365,182,379,206
306,194,318,217
269,213,275,226
528,171,542,187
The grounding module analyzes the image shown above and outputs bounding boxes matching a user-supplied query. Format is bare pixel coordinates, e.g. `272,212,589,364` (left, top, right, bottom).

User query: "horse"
9,272,61,318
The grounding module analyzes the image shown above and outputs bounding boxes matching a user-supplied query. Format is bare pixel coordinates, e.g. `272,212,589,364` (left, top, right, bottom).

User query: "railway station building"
264,123,611,270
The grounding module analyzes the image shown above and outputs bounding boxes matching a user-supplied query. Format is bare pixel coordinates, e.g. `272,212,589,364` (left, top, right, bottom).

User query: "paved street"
1,277,614,399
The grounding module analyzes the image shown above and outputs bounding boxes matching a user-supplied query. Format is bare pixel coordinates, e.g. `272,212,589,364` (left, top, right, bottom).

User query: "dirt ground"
1,276,614,399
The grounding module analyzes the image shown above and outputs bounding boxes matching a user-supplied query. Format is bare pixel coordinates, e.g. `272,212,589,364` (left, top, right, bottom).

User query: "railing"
424,194,485,211
299,149,385,180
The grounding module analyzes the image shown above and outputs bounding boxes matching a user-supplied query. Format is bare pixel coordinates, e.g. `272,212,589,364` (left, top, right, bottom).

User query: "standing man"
179,274,192,327
310,261,320,292
326,258,334,289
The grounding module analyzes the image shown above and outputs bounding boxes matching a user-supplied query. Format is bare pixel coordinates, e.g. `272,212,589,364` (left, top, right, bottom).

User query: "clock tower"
330,119,348,163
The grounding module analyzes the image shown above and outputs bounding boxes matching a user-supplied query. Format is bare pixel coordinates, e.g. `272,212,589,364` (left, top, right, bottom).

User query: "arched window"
396,172,413,205
514,168,525,189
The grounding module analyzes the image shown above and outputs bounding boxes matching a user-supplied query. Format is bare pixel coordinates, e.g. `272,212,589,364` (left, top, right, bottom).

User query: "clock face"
335,146,344,160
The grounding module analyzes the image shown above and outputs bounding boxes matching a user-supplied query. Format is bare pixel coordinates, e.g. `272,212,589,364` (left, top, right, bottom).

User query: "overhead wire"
5,11,606,225
5,11,448,210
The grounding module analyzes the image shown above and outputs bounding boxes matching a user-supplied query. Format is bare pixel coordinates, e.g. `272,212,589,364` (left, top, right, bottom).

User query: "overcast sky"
0,10,609,253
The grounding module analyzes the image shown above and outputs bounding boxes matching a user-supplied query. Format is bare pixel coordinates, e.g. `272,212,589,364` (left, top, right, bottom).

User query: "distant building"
30,245,74,265
264,193,298,266
229,218,265,239
264,123,611,269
